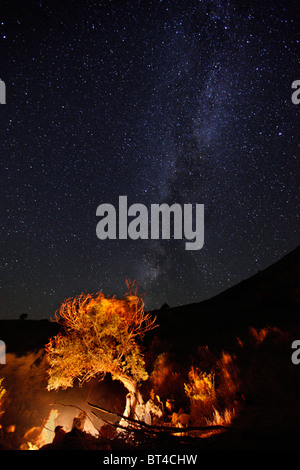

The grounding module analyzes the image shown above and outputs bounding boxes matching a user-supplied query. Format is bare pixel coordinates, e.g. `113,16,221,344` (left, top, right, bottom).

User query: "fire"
182,348,240,432
20,406,100,450
250,326,269,345
0,377,6,419
21,409,59,450
206,407,236,426
184,368,216,402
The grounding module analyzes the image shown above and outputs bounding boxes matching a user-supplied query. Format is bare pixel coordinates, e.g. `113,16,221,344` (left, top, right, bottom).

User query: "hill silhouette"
152,245,300,350
0,245,299,355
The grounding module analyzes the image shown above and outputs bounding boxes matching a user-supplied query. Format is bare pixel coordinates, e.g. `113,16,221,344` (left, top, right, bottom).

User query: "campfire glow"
21,409,59,450
20,406,102,450
6,288,294,450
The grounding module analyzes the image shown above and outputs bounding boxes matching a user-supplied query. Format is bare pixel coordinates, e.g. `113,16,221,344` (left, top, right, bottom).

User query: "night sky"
1,0,299,319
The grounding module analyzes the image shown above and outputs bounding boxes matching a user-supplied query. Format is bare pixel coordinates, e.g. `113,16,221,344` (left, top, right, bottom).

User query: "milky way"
0,0,299,318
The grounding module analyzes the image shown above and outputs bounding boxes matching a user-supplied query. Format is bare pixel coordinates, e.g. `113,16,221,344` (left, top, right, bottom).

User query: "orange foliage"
45,281,157,391
53,280,156,340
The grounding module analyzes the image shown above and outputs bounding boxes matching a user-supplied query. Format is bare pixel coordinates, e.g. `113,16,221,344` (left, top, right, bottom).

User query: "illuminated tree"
45,282,157,418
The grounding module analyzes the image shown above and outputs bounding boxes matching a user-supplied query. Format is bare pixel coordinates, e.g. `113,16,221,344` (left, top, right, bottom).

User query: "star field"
0,0,299,318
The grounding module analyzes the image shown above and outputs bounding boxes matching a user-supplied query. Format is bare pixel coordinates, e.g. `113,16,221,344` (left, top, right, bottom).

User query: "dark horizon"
1,242,298,322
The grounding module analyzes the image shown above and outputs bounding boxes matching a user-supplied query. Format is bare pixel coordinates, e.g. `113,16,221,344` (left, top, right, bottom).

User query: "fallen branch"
87,402,228,434
91,410,149,436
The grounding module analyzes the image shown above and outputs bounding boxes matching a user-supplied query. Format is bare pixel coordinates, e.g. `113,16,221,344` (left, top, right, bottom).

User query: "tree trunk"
114,375,145,426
